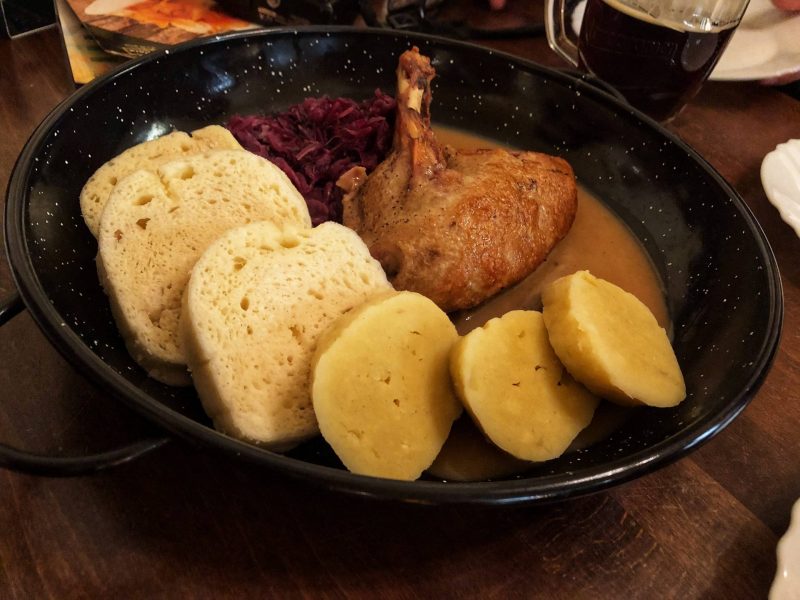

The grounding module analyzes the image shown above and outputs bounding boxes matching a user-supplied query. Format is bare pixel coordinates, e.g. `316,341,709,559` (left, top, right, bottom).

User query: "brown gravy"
453,187,668,333
427,127,667,482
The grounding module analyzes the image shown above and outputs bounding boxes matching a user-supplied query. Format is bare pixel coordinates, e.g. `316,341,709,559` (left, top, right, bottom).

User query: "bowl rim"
3,26,784,504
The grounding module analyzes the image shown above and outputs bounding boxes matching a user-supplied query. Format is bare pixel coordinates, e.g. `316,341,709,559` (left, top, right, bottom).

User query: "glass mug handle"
544,0,580,67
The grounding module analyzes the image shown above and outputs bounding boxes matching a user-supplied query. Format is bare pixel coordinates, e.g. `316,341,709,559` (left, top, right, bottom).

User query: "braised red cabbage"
227,90,396,225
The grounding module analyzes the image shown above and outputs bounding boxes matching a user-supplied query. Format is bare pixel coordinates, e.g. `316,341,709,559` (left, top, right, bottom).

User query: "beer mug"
545,0,751,120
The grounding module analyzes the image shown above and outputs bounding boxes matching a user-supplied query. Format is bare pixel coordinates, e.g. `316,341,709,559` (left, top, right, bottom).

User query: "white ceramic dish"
761,139,800,237
770,498,800,599
711,0,800,82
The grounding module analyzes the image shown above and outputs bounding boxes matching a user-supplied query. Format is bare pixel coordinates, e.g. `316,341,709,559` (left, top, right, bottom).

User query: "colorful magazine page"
64,0,259,58
55,0,127,84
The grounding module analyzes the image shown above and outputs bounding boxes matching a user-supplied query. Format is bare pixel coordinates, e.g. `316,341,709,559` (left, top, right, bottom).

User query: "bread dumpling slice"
450,310,599,462
181,221,392,450
97,149,311,386
542,270,685,407
311,291,462,480
81,125,241,237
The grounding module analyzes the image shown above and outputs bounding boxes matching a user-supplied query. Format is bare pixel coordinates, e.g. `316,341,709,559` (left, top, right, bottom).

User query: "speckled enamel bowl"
3,27,783,504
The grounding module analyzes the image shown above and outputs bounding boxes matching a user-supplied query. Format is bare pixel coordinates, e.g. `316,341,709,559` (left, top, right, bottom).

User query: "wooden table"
2,5,799,597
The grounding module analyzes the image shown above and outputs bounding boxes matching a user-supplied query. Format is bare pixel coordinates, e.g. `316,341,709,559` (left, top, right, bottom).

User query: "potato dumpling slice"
450,310,599,462
542,270,686,407
311,291,462,481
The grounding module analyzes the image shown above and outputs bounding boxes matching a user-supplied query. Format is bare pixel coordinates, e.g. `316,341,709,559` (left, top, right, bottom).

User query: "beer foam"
603,0,745,32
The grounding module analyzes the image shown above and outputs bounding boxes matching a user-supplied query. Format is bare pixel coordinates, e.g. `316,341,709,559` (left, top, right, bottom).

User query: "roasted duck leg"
341,47,578,312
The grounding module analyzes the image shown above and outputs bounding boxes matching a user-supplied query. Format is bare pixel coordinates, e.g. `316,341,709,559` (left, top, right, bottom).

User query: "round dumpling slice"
450,310,599,462
311,291,462,480
541,270,685,407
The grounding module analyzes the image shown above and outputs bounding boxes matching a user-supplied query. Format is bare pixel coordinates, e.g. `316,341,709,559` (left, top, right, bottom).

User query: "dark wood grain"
1,3,799,597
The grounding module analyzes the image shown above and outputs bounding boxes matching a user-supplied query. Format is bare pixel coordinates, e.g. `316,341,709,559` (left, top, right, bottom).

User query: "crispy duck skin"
341,47,578,312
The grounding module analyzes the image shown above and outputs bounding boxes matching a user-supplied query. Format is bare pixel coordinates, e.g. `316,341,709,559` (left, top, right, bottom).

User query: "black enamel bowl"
3,27,782,504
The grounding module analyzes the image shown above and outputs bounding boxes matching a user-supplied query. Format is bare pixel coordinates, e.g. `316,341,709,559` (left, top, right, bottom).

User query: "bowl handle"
0,290,171,476
0,289,24,326
0,437,171,477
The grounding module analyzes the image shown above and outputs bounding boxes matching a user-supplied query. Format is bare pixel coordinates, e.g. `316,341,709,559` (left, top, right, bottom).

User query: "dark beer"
578,0,739,120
